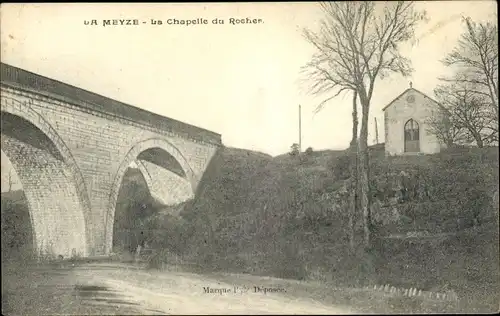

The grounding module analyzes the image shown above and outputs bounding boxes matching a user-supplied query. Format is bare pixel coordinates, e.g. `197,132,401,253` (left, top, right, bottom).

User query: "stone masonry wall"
1,134,88,258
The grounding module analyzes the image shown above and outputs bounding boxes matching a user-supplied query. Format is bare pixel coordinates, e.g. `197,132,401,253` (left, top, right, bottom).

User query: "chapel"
383,83,446,155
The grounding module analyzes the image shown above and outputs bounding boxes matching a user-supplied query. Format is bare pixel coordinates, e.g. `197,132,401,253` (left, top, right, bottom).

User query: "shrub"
289,143,300,156
328,151,351,180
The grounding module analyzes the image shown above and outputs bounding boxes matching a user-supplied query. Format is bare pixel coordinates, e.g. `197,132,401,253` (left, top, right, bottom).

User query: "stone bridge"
0,63,222,258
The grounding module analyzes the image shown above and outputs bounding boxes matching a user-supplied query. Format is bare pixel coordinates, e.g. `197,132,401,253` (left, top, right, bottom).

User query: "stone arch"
104,137,195,254
136,160,155,192
1,96,92,258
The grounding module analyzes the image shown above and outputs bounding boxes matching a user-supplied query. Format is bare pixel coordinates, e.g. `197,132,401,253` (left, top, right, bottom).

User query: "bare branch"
301,1,425,112
440,16,498,120
313,88,350,114
430,82,495,147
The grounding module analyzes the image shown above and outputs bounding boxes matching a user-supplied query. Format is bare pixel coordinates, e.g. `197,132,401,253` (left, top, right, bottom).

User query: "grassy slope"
179,145,499,312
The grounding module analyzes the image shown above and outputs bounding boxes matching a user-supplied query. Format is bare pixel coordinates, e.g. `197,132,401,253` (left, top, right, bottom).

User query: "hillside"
176,145,499,312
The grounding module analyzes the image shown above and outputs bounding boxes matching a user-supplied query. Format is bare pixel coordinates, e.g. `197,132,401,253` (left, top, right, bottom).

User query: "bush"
289,143,300,156
328,151,351,180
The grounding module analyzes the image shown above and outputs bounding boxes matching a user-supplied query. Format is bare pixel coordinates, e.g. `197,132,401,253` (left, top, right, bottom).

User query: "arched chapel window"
404,119,420,152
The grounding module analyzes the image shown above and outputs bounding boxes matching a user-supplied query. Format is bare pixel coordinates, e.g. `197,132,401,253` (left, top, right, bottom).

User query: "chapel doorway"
404,119,420,152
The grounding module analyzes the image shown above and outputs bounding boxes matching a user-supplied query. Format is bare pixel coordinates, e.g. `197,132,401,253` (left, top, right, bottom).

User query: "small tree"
426,105,467,148
3,169,16,192
8,170,13,192
440,17,498,143
289,143,300,156
305,147,314,155
430,83,491,148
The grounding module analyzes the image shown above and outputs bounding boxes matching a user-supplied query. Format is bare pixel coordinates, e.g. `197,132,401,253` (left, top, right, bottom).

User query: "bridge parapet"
1,62,222,146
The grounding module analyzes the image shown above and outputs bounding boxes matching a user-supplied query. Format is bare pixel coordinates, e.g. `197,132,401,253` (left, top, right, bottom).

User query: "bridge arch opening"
112,164,156,255
1,104,91,260
1,153,34,264
106,138,195,255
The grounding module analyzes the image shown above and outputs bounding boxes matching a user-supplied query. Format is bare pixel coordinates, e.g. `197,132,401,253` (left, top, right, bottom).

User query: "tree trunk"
472,132,484,148
446,138,454,148
476,138,484,148
351,91,359,148
135,244,142,263
348,91,359,253
358,102,372,251
8,171,13,192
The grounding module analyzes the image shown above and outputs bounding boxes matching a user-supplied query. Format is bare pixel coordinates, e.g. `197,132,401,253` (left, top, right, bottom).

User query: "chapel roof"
381,86,442,112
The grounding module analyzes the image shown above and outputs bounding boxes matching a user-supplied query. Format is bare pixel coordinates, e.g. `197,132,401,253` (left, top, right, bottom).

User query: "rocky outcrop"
323,166,497,235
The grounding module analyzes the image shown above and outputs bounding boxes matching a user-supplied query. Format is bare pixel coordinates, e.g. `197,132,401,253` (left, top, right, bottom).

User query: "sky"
0,1,497,190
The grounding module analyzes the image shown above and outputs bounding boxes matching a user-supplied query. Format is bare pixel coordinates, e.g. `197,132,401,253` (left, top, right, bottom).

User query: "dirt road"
2,262,356,315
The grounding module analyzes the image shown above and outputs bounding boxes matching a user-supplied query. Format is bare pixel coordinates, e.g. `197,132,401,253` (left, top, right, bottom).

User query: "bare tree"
441,17,498,143
7,170,13,192
4,169,18,193
425,105,467,148
301,1,426,249
432,83,491,148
